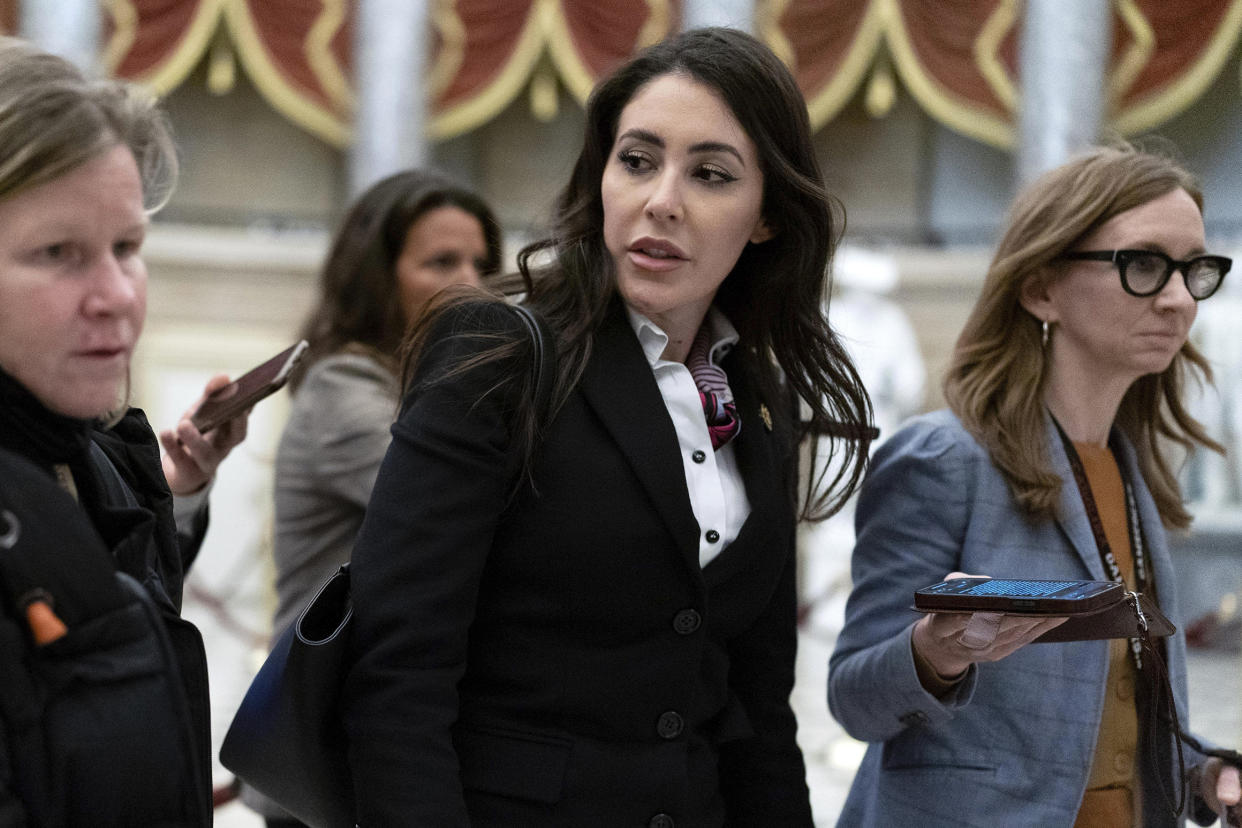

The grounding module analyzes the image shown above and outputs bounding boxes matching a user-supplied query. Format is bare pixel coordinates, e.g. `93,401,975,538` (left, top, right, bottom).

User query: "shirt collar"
624,305,739,368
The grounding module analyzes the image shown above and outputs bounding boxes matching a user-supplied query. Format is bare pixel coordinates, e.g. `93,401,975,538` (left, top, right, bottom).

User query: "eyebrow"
617,128,747,167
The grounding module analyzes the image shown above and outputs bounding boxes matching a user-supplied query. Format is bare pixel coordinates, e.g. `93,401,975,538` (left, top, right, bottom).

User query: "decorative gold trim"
530,63,560,121
863,54,897,117
882,0,1014,147
543,0,596,104
757,0,796,68
207,32,236,95
636,0,670,49
107,0,225,94
1109,0,1155,103
973,0,1018,111
429,0,547,138
306,0,353,111
544,0,672,106
101,0,138,74
223,0,349,146
428,0,468,100
800,0,887,130
1114,0,1242,134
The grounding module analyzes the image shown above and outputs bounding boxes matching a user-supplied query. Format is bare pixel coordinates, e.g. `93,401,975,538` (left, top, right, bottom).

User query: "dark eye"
1127,252,1165,276
33,242,82,267
113,238,142,258
618,150,653,173
694,165,737,184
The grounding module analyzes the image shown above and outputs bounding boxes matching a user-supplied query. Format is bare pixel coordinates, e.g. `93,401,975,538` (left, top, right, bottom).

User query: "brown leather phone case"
912,589,1175,641
1032,590,1175,642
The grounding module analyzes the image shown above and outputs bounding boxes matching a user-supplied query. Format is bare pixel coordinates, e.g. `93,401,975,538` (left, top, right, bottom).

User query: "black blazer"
343,302,813,827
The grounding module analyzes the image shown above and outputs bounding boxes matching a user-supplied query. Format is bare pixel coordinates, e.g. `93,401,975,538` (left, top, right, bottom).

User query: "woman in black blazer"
342,28,874,827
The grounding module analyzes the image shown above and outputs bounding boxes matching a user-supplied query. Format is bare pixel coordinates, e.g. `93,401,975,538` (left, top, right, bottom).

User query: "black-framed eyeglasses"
1062,249,1231,300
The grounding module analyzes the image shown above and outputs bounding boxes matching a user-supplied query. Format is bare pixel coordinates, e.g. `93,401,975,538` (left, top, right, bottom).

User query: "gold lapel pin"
759,403,773,432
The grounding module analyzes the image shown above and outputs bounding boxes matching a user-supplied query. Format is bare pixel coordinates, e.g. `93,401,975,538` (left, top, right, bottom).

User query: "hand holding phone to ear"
160,373,250,496
159,341,308,495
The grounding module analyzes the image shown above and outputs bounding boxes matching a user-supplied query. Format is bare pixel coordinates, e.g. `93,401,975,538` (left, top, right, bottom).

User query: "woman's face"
0,144,148,418
602,72,771,343
395,205,488,322
1037,187,1202,389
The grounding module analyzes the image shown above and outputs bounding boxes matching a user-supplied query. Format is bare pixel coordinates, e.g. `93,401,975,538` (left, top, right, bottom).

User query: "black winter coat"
0,409,213,828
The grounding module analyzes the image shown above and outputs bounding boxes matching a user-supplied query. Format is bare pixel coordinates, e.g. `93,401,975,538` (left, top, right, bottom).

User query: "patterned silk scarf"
686,322,740,449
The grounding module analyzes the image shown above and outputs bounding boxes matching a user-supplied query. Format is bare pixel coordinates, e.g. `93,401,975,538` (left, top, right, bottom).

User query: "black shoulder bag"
220,303,556,828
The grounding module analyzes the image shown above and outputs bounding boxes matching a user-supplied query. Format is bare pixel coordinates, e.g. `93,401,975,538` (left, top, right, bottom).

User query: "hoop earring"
1041,319,1050,348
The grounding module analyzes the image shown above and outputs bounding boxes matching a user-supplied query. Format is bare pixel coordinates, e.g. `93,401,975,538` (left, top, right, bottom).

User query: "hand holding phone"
190,340,308,433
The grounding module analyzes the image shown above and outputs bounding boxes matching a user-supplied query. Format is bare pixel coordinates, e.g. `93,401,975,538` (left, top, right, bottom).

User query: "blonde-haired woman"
829,145,1240,828
0,37,246,825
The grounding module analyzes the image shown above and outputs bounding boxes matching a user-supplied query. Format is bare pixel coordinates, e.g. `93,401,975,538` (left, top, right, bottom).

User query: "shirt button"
1113,752,1132,774
705,529,720,543
691,449,706,464
649,815,675,828
1116,676,1134,700
672,609,701,635
656,711,684,739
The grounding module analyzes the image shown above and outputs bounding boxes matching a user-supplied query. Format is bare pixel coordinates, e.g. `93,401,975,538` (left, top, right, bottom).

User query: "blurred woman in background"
243,170,500,828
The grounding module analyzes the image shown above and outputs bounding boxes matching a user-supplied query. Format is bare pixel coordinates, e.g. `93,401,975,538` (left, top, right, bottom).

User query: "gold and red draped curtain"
2,0,1239,148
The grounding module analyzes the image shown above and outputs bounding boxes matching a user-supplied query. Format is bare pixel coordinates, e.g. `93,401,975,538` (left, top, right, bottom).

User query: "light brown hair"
944,144,1222,528
0,36,177,209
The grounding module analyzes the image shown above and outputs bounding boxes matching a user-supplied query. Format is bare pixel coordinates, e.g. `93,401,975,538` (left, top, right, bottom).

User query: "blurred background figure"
799,245,925,641
241,169,500,828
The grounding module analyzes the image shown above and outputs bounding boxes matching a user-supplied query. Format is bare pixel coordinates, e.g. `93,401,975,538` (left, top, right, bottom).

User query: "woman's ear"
1018,269,1057,323
749,217,775,245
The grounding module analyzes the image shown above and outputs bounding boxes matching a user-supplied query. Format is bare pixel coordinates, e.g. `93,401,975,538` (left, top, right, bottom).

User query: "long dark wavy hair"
292,169,501,390
405,28,873,519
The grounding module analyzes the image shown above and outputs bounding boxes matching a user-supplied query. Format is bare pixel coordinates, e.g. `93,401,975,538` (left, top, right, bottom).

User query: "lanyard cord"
1051,418,1190,817
1052,420,1148,668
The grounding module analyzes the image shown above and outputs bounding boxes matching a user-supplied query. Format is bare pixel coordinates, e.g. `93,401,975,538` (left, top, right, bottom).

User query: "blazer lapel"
726,353,783,526
701,351,786,585
577,304,701,557
1046,416,1110,580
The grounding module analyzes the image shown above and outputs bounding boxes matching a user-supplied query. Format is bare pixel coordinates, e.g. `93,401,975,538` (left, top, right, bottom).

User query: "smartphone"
190,340,309,433
914,578,1122,614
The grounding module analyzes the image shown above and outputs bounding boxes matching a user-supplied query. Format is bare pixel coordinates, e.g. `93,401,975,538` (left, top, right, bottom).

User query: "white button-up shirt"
626,306,751,567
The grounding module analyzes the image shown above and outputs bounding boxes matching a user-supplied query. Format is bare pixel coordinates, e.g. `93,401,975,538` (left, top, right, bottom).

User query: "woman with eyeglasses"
829,145,1240,828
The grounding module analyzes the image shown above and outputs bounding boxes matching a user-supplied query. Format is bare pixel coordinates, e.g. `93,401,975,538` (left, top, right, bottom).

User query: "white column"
1016,0,1112,184
682,0,755,34
349,0,429,197
19,0,101,73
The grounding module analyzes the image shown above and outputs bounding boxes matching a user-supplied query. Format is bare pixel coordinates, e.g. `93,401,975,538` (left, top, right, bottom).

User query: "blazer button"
649,814,675,828
704,529,720,543
691,449,706,464
672,609,701,635
656,711,684,739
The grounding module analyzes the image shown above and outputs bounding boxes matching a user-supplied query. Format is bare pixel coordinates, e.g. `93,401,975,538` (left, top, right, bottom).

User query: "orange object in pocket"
25,600,68,645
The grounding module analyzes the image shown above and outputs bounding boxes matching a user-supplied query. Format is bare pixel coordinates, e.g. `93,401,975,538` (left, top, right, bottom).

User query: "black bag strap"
508,302,556,423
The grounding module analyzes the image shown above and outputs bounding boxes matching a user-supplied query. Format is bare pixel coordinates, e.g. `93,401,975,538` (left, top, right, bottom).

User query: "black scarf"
0,365,94,470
